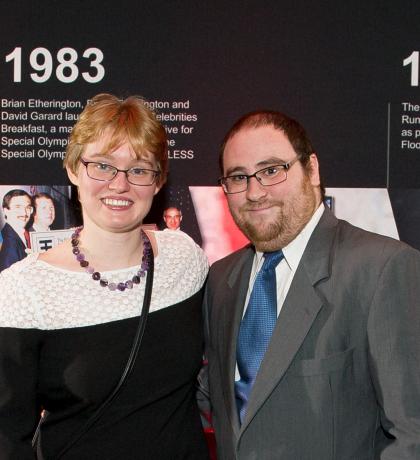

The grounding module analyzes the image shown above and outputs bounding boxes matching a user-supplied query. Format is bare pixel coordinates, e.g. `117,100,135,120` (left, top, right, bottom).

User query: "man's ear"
66,165,79,186
308,153,321,187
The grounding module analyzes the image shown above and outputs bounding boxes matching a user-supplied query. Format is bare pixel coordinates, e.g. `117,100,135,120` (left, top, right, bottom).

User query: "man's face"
222,125,321,252
164,208,182,230
34,197,55,229
3,195,32,230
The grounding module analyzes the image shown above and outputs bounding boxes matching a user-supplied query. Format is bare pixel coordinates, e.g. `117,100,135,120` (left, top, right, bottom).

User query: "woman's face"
67,136,161,234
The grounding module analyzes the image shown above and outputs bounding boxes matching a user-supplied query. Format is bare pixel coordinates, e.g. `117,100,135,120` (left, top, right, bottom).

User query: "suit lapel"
240,208,338,432
240,268,323,431
218,247,254,436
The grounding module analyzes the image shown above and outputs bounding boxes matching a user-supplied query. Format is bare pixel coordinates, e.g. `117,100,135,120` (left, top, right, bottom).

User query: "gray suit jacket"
203,208,420,460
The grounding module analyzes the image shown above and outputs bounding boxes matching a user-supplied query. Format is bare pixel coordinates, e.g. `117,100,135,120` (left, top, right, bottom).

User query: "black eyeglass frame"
218,157,300,194
80,158,160,186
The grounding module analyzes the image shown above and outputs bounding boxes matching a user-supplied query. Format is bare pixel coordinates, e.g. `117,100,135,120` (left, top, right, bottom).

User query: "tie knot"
262,250,284,271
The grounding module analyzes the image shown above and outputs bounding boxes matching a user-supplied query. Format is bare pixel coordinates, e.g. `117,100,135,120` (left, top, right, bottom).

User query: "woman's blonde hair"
64,93,168,186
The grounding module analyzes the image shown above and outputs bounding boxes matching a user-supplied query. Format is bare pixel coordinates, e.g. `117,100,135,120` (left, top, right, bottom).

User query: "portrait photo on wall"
0,185,80,272
145,184,203,246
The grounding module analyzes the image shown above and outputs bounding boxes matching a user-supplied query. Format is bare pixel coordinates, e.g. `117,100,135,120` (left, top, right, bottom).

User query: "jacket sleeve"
367,245,420,459
0,227,27,273
196,284,212,428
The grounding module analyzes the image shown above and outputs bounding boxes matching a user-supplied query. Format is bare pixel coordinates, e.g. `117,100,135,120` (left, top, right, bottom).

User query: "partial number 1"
403,51,419,87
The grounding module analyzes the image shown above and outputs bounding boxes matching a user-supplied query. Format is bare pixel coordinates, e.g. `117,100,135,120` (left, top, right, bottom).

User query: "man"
29,192,56,232
203,110,420,459
163,206,182,231
0,189,33,272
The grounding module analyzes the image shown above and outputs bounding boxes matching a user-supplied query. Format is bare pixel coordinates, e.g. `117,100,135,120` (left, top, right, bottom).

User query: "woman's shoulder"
152,230,208,280
0,253,44,328
153,229,205,257
145,230,208,310
0,252,39,279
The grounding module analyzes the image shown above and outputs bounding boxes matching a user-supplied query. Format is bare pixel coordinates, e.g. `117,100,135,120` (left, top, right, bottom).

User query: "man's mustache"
239,200,283,212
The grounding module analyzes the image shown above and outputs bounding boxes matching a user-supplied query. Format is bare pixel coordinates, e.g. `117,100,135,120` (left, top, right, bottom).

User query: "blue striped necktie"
235,250,284,423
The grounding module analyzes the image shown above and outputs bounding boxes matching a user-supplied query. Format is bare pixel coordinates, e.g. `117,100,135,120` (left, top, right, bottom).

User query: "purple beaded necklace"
71,227,152,292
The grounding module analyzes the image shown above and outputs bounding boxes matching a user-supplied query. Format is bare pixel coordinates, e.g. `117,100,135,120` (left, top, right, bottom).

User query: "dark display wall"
1,1,419,258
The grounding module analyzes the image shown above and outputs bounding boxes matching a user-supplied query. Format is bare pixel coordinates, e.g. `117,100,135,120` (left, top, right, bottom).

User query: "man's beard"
229,177,319,252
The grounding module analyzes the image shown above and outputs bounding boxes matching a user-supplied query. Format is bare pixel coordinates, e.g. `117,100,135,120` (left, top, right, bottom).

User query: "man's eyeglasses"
218,157,300,194
80,159,160,186
9,205,33,213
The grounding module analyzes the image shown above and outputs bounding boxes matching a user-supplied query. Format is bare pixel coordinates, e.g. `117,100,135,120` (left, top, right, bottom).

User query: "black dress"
0,230,209,459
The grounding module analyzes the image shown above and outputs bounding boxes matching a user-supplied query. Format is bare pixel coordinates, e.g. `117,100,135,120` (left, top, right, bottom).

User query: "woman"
0,94,209,459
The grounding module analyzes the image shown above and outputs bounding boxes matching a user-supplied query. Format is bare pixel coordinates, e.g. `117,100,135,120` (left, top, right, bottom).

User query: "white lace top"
0,230,208,330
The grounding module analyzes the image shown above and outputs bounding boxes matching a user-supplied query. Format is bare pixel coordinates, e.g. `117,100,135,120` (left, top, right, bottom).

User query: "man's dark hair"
2,189,32,209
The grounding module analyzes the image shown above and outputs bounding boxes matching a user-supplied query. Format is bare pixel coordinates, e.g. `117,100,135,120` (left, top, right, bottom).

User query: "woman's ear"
153,184,161,196
66,165,79,186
